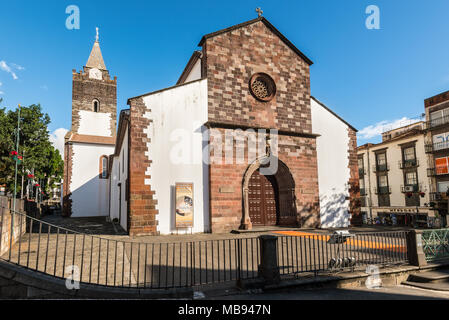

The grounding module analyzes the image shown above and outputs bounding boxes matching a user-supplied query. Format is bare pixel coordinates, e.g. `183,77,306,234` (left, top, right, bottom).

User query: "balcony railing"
400,183,422,193
427,115,449,130
427,167,449,176
372,163,390,173
425,141,449,153
399,159,419,169
374,186,391,195
430,192,447,202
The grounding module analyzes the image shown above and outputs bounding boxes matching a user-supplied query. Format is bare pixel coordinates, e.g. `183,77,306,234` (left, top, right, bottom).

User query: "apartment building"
357,121,440,228
424,89,449,226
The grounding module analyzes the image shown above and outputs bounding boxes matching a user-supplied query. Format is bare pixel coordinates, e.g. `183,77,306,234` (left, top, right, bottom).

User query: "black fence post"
258,235,280,285
406,230,427,267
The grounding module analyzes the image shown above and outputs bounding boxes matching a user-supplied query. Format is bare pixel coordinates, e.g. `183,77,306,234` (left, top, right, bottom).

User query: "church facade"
64,17,360,235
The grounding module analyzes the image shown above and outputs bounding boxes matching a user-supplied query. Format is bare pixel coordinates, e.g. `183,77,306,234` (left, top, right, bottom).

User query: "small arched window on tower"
99,155,108,179
93,99,100,112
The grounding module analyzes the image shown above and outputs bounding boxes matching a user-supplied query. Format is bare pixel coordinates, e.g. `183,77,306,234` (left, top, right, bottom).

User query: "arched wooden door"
248,169,278,226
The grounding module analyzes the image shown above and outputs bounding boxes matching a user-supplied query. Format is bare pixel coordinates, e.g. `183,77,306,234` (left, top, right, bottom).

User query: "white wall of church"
109,127,129,231
142,79,210,235
70,142,114,217
311,98,351,228
184,59,202,83
78,110,112,137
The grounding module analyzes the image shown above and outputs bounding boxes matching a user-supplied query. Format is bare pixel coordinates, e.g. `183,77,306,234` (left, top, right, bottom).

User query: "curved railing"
0,208,260,289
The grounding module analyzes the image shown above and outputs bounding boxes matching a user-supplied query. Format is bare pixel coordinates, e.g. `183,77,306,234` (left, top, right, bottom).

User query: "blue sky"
1,0,449,152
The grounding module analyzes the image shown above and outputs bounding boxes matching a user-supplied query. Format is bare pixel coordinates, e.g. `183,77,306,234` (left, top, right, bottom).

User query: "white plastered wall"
70,142,114,217
109,127,129,231
78,110,112,137
142,79,209,235
311,98,351,228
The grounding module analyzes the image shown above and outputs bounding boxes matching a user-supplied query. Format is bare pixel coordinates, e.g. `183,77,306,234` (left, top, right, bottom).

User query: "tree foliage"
0,104,64,197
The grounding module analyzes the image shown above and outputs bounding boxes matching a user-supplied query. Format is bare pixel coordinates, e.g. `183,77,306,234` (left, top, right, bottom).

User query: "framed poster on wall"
175,183,194,228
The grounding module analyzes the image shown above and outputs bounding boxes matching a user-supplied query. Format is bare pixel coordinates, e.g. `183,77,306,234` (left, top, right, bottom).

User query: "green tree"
0,104,64,197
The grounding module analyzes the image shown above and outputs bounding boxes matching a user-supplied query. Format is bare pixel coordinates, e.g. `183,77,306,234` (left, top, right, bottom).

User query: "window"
430,108,449,127
438,181,449,193
403,147,415,161
405,171,417,186
99,155,108,179
358,157,364,169
378,175,388,187
93,99,100,112
377,153,386,166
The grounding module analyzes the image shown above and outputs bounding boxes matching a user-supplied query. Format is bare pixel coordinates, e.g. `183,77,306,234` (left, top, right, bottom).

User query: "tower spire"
86,27,106,70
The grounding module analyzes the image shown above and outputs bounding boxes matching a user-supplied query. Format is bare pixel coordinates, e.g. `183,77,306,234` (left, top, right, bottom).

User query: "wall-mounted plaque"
175,183,194,228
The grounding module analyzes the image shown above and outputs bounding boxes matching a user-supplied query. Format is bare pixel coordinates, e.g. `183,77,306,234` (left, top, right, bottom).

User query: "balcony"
430,192,448,202
374,186,391,195
398,159,419,169
427,167,449,176
400,183,422,193
427,115,449,130
425,141,449,153
372,163,390,173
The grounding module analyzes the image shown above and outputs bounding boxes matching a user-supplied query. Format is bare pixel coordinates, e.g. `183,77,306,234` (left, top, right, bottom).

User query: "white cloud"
0,60,18,80
11,63,25,71
49,128,69,157
0,91,4,95
357,117,421,140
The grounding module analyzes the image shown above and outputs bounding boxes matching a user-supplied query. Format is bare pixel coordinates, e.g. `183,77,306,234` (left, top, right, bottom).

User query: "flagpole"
12,104,21,237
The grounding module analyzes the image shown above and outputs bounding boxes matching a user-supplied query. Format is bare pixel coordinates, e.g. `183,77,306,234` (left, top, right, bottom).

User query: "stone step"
407,269,449,283
402,280,449,292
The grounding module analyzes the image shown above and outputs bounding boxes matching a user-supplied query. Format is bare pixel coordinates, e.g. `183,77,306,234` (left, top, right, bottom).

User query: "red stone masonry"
127,97,159,236
204,20,313,135
203,19,320,232
347,128,361,226
62,139,73,217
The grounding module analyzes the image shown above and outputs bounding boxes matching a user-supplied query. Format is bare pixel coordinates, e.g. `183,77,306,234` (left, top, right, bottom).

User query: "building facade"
107,17,360,235
357,122,440,227
424,89,449,226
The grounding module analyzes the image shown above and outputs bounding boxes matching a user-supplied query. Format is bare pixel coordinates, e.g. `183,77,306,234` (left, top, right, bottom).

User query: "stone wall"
348,128,362,226
0,197,27,257
203,19,320,232
208,128,320,233
127,97,159,236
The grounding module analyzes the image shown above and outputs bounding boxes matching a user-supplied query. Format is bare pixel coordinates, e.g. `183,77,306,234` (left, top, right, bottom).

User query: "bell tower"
63,28,117,217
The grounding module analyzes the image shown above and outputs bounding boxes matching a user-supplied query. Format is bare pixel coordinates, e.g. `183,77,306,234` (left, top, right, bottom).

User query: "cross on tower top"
256,7,263,17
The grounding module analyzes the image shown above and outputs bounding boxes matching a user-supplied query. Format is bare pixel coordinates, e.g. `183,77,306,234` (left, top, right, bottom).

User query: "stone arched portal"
241,156,297,230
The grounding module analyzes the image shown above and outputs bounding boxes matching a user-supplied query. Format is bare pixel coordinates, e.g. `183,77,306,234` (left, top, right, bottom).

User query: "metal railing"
425,141,449,153
276,232,409,276
427,116,449,130
422,229,449,262
399,159,419,169
373,164,390,173
374,186,391,195
0,209,260,289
